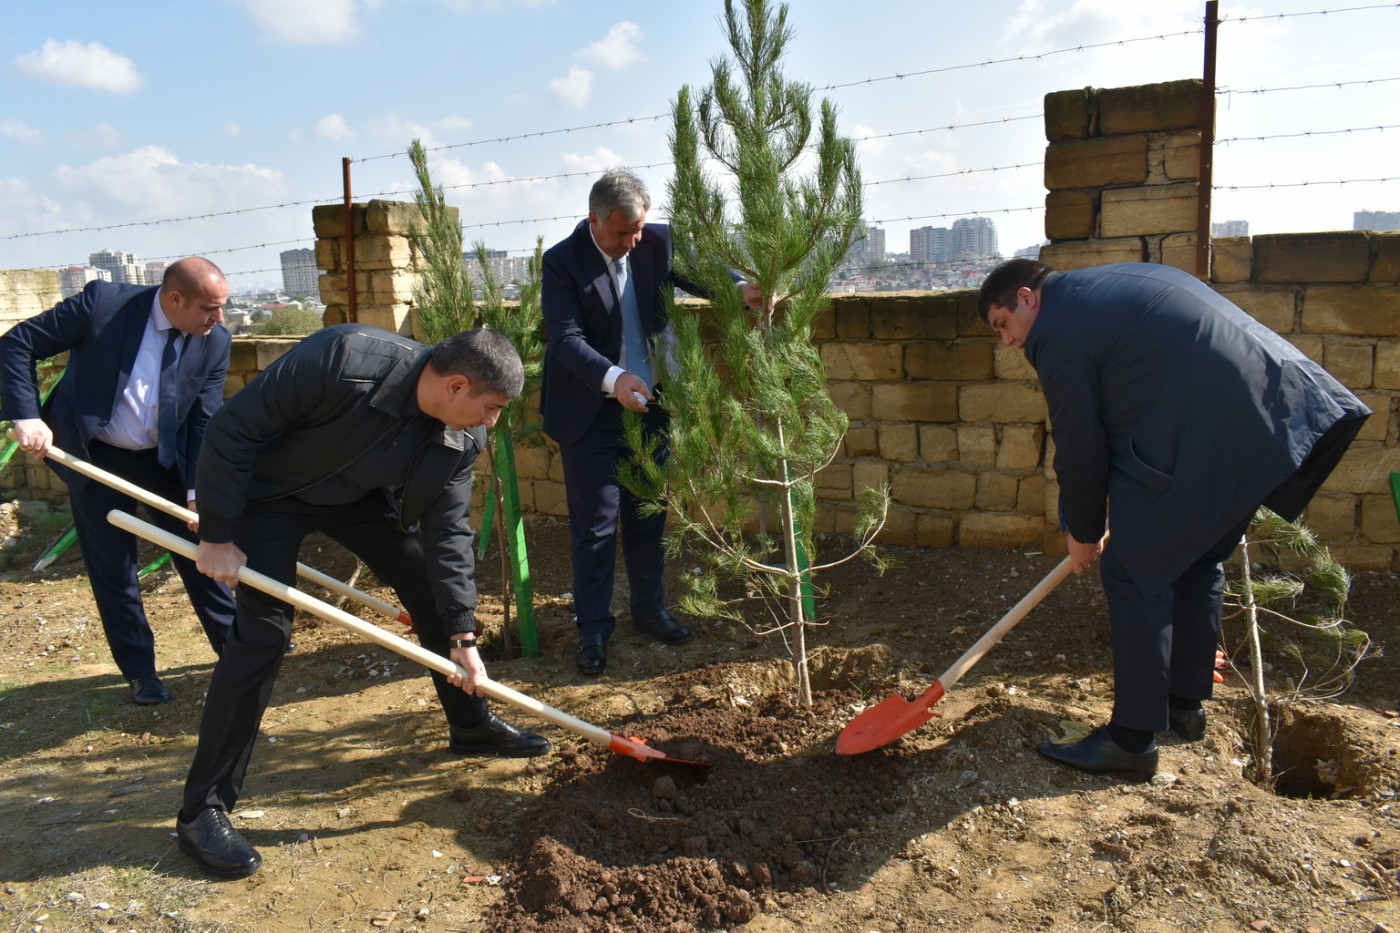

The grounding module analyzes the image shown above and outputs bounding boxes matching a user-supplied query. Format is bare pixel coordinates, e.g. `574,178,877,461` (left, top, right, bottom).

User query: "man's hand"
614,371,653,412
11,419,53,460
447,644,486,696
1066,531,1106,575
739,282,764,311
185,499,200,533
196,540,247,587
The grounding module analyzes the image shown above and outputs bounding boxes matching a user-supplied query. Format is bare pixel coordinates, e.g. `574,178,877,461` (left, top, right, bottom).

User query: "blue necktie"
615,257,652,390
157,330,182,469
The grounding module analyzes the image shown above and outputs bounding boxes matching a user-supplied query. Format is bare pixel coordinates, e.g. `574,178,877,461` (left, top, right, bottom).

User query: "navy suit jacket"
1026,263,1369,595
0,279,231,491
540,220,702,447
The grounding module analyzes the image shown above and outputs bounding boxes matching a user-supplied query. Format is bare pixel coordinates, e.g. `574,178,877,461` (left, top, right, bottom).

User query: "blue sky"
2,0,1397,292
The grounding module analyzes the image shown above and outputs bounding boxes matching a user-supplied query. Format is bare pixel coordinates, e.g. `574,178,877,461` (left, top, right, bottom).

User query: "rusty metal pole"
342,156,357,322
1196,0,1219,278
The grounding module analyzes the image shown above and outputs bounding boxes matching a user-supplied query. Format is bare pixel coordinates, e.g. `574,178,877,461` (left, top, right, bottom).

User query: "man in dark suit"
979,259,1369,776
541,168,760,675
1,258,236,705
175,324,549,878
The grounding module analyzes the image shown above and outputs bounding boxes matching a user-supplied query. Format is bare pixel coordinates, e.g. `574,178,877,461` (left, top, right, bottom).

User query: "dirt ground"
1,500,1398,933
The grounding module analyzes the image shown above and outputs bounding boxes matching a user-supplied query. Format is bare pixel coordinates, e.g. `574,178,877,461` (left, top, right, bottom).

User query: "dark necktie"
157,330,182,469
615,257,652,389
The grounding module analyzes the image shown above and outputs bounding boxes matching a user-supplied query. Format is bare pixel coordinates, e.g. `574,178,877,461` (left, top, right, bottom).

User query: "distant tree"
255,306,322,336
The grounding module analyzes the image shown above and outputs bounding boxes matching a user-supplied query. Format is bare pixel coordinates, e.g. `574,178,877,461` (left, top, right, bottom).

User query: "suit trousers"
557,401,669,640
65,442,234,680
180,491,489,819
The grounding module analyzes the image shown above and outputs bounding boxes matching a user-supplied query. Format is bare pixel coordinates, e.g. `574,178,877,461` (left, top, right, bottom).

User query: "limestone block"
829,382,871,420
1017,474,1047,514
958,383,1047,424
256,339,301,370
1287,334,1323,362
816,462,853,500
1044,135,1148,191
821,342,903,380
322,304,350,326
1044,87,1094,141
874,505,915,545
315,239,339,272
531,480,569,517
1322,339,1374,389
869,296,959,340
871,383,958,422
1045,190,1095,241
369,270,419,306
1329,545,1395,572
951,291,987,338
1301,285,1400,337
853,459,890,495
1375,341,1400,390
356,305,413,335
997,424,1045,470
228,340,260,372
353,235,413,272
1100,183,1198,238
222,373,246,396
1321,445,1400,495
1371,231,1400,284
1156,233,1199,274
1099,79,1203,135
890,468,977,510
1210,237,1252,284
1255,233,1371,283
958,511,1046,548
844,426,878,457
1360,494,1400,543
318,273,348,306
513,445,551,480
993,345,1038,381
1039,238,1144,270
812,309,835,340
1157,129,1201,181
1303,494,1357,542
918,424,958,463
312,203,367,239
904,340,994,381
1215,286,1294,334
833,298,870,338
1354,394,1389,442
878,424,918,463
957,424,997,466
365,200,433,236
976,472,1020,511
916,513,957,547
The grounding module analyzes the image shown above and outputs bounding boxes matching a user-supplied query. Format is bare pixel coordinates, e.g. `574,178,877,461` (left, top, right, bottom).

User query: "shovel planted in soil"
14,434,412,628
837,555,1074,755
108,509,707,767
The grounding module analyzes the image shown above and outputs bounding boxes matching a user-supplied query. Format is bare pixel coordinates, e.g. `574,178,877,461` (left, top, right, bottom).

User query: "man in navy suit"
541,169,759,675
1,257,236,705
979,259,1369,776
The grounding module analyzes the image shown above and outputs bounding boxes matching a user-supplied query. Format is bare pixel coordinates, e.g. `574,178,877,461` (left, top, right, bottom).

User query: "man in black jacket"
174,324,549,878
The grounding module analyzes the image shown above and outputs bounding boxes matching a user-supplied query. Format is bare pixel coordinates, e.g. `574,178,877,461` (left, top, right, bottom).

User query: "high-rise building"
279,248,320,299
910,225,953,263
1354,210,1400,232
466,249,530,288
1212,220,1249,237
89,249,144,286
59,266,112,299
951,217,998,262
846,225,886,268
144,261,168,286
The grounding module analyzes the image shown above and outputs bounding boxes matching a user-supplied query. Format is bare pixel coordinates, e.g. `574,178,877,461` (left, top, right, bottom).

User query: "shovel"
108,509,707,766
837,555,1074,755
14,433,412,628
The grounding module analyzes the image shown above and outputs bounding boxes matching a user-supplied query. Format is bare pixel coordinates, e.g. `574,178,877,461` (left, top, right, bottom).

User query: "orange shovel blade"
836,681,946,755
607,733,710,766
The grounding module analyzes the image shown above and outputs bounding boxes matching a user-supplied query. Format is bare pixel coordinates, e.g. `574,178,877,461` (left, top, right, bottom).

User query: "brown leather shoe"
176,808,261,878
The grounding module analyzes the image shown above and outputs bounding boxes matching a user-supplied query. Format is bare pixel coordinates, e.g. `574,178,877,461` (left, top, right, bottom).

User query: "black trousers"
63,442,234,680
557,401,669,640
180,492,488,818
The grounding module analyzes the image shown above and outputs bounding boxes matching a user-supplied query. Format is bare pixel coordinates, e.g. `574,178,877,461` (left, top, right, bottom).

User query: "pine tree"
626,0,888,705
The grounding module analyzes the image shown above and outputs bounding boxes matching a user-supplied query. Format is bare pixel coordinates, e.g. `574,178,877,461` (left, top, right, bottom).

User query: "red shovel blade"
608,734,710,766
836,681,946,755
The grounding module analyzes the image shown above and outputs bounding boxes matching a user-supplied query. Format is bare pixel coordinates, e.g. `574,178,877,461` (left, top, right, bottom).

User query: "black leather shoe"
632,609,692,645
1036,726,1158,776
130,674,171,705
1167,707,1207,742
176,808,261,878
576,633,608,675
449,713,552,758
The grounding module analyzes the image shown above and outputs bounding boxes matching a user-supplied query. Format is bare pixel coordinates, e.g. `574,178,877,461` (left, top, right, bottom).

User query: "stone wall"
0,269,61,336
312,200,444,335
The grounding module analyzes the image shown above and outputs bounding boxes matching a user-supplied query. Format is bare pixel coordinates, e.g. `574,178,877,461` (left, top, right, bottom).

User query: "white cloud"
53,147,287,217
238,0,361,44
0,120,44,146
561,147,623,174
224,122,243,138
577,22,644,70
14,40,143,93
549,66,594,108
66,123,125,149
316,114,354,141
360,112,475,151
